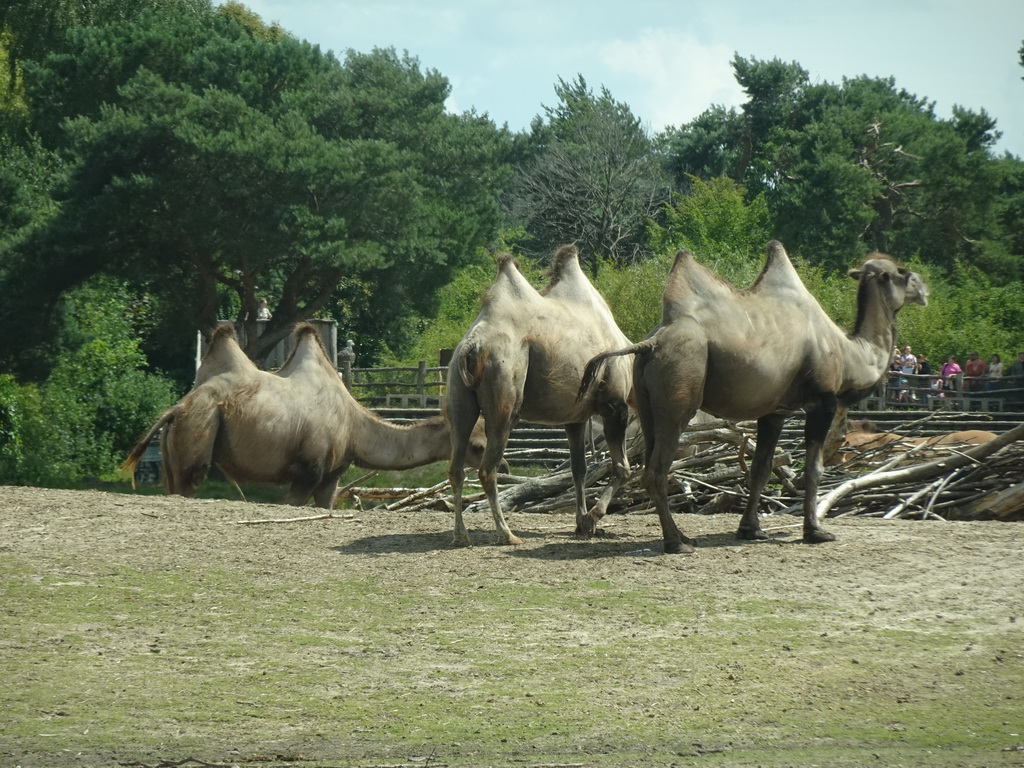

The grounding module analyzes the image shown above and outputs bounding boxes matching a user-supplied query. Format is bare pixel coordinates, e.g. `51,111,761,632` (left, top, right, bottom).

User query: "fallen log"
958,480,1024,521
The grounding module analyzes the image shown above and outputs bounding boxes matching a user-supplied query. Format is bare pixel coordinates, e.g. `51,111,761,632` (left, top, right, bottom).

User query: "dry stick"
384,479,449,511
236,512,355,525
346,487,437,499
922,465,971,519
337,470,380,498
816,421,1024,520
882,477,947,519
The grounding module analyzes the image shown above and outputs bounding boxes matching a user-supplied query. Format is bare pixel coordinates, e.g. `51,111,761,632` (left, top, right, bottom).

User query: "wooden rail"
339,360,446,407
343,362,1024,414
858,371,1021,413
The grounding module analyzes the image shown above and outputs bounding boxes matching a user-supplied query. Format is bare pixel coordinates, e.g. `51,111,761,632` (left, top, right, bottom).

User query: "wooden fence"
342,362,1024,413
340,360,448,408
865,371,1023,413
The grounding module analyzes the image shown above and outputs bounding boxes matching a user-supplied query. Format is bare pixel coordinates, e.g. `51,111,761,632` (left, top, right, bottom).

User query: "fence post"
416,361,427,401
340,360,352,390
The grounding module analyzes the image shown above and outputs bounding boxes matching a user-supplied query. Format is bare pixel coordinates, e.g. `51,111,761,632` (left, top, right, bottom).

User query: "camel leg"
737,413,786,540
284,461,323,506
449,438,472,547
579,404,632,536
564,422,590,536
642,406,696,554
162,419,213,497
447,379,483,547
802,398,838,544
643,434,694,554
311,465,347,509
636,348,699,554
476,410,522,546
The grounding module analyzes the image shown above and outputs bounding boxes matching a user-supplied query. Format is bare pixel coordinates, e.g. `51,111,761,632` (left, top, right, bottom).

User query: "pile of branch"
812,421,1024,521
250,420,1023,526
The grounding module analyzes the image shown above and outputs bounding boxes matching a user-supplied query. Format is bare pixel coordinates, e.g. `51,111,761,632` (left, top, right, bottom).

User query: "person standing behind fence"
941,355,962,392
898,345,919,402
918,352,936,387
985,353,1003,391
964,352,985,392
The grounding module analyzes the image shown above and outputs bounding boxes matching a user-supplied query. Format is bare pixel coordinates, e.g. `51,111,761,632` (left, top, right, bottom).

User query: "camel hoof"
664,537,696,555
576,519,597,539
500,533,524,546
803,529,836,545
737,527,770,541
451,534,474,548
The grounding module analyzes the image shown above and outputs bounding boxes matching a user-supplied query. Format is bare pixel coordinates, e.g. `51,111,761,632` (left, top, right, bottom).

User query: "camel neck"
847,281,899,386
350,412,449,470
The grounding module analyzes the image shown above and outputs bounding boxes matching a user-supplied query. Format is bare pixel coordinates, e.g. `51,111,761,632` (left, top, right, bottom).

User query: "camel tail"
455,335,488,390
121,407,177,489
576,341,652,402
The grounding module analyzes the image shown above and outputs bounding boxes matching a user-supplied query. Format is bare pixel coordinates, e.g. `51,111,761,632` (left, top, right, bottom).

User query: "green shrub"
0,279,178,487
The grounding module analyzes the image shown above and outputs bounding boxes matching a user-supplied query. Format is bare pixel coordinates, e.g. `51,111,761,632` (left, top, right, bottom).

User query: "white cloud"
600,30,743,131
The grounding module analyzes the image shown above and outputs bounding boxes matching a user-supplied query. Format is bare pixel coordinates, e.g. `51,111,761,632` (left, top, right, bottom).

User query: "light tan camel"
836,418,996,465
124,322,489,507
446,245,634,546
579,240,929,553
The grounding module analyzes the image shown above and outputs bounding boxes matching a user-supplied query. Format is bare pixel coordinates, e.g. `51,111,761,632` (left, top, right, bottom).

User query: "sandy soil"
3,485,1024,767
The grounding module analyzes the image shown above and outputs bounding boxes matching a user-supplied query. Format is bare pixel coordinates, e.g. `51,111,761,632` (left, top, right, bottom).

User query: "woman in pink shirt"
941,355,962,391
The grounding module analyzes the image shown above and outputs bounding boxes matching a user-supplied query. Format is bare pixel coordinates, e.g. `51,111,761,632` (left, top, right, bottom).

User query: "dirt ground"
3,484,1024,767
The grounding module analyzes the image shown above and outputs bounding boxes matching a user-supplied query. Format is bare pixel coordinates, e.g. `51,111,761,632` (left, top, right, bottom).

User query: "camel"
579,240,929,553
124,322,490,507
446,245,634,546
835,418,997,465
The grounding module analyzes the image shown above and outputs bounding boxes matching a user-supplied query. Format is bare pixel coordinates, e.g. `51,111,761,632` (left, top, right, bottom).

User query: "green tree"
596,175,773,342
647,175,772,285
508,76,669,274
3,6,510,368
662,56,1012,276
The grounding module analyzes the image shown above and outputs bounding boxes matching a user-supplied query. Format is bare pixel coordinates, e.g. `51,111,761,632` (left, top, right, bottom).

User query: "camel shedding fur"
578,240,929,553
124,322,489,508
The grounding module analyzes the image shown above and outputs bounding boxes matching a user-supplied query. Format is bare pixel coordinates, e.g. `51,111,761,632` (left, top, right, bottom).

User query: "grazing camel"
124,322,489,507
579,241,929,553
446,245,633,546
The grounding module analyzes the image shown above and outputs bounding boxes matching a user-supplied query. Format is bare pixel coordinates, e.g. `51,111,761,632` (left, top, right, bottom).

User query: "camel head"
849,256,929,313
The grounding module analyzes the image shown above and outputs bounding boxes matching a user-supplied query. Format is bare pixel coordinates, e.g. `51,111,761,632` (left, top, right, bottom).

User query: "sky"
237,0,1024,157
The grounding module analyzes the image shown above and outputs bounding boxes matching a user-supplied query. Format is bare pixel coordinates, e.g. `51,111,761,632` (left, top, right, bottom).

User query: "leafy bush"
0,375,59,485
0,278,178,486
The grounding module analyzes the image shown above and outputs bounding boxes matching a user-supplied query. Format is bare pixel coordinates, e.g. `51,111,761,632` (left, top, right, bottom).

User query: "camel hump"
662,248,731,320
672,249,694,268
484,252,538,305
496,252,520,273
291,322,323,347
210,321,239,343
542,243,592,296
197,321,256,383
750,239,804,293
551,244,580,274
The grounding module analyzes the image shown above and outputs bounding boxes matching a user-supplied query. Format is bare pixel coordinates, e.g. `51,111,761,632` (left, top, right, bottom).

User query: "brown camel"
579,240,929,553
124,322,489,507
446,245,634,546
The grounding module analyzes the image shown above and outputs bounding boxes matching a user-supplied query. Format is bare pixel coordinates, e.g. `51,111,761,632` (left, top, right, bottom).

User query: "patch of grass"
4,557,1022,767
